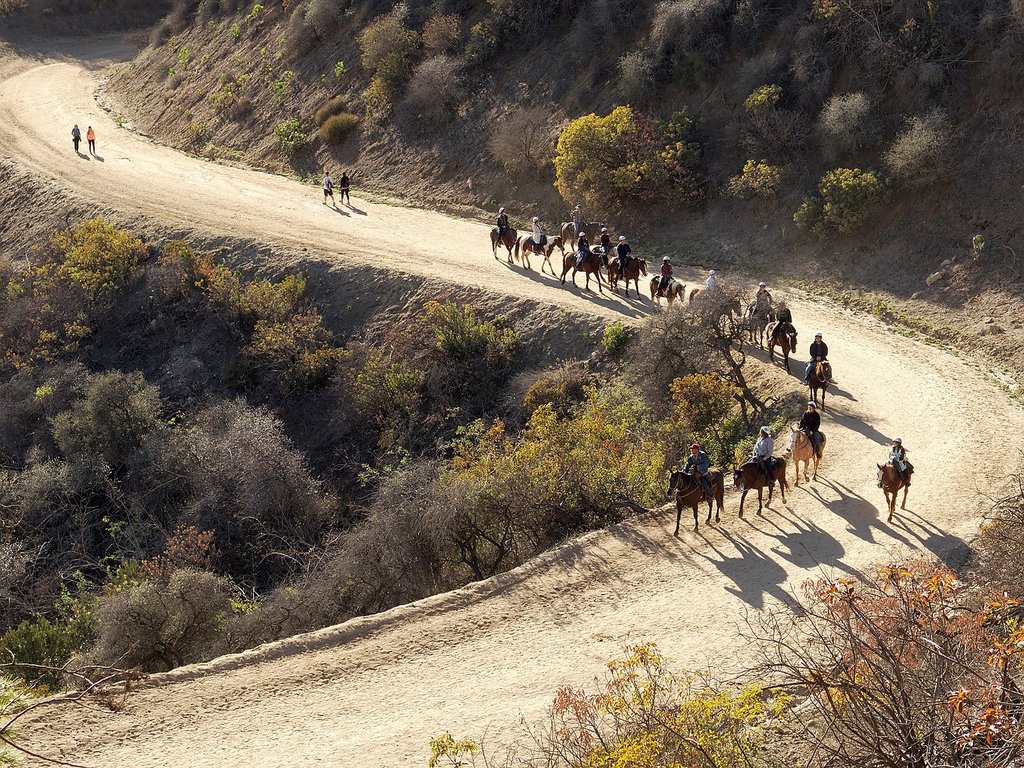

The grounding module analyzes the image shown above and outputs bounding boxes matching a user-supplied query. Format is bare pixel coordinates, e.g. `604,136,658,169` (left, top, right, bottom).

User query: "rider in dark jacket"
496,207,510,236
615,235,631,273
803,333,829,384
575,232,590,268
798,402,822,457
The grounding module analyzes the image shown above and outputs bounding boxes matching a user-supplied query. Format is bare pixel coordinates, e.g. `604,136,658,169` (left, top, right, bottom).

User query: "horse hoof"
674,529,680,538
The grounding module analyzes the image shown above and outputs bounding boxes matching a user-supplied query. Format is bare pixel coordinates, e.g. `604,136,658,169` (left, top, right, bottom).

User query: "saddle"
815,361,833,382
532,234,547,247
656,276,676,296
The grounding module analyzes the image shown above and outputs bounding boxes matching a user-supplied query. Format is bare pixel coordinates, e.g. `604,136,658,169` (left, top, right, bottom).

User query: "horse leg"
901,484,908,510
757,486,764,515
595,267,604,294
674,498,682,537
692,503,699,531
739,489,747,518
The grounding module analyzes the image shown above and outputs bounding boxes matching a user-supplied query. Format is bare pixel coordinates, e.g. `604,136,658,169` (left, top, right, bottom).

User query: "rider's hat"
760,426,770,435
893,437,902,443
807,401,816,408
709,269,716,275
619,235,626,241
690,442,700,450
759,281,766,287
777,299,786,305
601,227,608,232
814,331,823,337
662,256,671,262
499,207,506,213
532,216,539,222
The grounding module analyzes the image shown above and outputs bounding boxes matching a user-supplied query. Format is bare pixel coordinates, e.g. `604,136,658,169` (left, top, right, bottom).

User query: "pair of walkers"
71,124,96,155
322,170,352,206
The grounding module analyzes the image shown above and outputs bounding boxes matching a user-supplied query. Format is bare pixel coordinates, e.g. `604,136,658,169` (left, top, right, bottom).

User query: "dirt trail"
3,40,1022,768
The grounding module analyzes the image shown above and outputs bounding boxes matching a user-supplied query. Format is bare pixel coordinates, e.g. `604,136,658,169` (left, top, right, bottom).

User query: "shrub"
352,348,426,447
314,95,348,126
303,0,341,38
743,83,782,114
90,569,231,671
464,20,498,65
423,13,461,53
727,159,783,200
0,609,96,688
817,92,872,155
600,320,633,356
274,118,307,154
616,49,658,104
405,56,463,118
520,363,593,419
488,107,550,180
318,112,359,144
796,168,888,237
883,111,953,188
246,311,345,389
359,8,420,74
49,219,144,301
555,106,702,211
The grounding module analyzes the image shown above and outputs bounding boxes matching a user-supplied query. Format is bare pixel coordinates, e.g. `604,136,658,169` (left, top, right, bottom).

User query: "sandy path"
2,40,1021,768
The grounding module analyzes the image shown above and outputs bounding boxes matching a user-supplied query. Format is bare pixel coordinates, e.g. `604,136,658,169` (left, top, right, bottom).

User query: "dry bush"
404,55,463,119
422,13,461,53
318,112,359,143
651,0,728,51
974,465,1024,597
314,94,348,125
519,363,593,420
359,7,419,73
617,49,659,105
90,569,231,671
488,106,551,180
304,0,343,38
0,0,25,15
883,110,954,188
741,105,809,157
817,92,873,157
226,95,251,121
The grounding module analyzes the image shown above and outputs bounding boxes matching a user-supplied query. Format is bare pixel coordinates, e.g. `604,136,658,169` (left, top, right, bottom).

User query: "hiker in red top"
86,126,96,154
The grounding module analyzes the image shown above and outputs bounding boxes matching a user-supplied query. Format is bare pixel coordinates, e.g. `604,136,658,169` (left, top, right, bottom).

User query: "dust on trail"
2,39,1021,768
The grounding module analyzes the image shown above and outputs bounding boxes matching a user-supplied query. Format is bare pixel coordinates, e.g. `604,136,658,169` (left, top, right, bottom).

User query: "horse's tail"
514,237,521,259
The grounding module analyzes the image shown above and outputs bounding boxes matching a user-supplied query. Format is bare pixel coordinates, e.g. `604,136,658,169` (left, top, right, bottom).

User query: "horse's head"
732,466,744,489
639,260,647,275
876,463,886,487
666,470,681,498
788,428,799,452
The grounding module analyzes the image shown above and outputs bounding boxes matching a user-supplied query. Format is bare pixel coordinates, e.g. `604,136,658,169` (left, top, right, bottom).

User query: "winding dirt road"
3,39,1022,768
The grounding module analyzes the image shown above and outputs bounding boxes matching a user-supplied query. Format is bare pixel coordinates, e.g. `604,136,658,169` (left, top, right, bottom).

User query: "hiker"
339,171,351,204
72,124,81,153
86,126,96,154
322,171,335,205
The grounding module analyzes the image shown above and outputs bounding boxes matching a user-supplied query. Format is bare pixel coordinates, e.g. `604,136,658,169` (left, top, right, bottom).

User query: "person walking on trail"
86,126,96,154
322,171,335,205
339,171,351,204
71,124,81,153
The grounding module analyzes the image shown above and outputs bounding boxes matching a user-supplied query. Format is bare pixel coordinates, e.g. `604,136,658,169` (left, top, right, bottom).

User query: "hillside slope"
2,37,1023,768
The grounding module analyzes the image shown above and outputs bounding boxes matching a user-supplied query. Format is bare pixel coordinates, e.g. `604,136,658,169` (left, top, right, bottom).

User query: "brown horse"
808,360,831,409
560,221,606,244
608,258,647,297
766,321,797,370
491,227,517,261
667,469,725,534
786,428,825,486
650,277,686,305
517,235,564,274
560,249,604,292
745,304,775,348
876,462,911,522
732,457,788,516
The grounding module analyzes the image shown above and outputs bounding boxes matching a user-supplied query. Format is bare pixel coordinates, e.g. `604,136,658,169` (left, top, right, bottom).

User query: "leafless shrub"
404,55,464,119
883,110,954,188
651,0,727,52
90,569,232,671
304,0,344,38
817,92,873,157
617,49,658,105
742,108,810,157
422,12,461,54
488,106,551,180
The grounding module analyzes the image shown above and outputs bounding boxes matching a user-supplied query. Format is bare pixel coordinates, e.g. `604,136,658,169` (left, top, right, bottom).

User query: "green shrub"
0,610,96,688
743,83,782,114
601,320,633,356
727,159,783,200
50,219,144,301
246,312,345,389
521,364,593,419
333,60,347,79
795,168,888,237
274,118,307,154
359,8,419,74
319,112,359,144
464,21,498,65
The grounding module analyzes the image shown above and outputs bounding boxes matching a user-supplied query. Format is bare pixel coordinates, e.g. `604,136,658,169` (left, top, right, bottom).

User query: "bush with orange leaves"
752,560,1024,767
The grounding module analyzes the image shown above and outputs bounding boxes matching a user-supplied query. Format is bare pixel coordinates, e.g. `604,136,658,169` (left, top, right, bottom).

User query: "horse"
650,277,686,305
876,463,911,522
608,258,647,298
745,304,775,348
765,321,797,370
732,457,788,516
490,227,517,262
808,360,832,409
517,235,564,275
666,468,725,535
560,249,604,292
786,427,825,486
559,221,606,245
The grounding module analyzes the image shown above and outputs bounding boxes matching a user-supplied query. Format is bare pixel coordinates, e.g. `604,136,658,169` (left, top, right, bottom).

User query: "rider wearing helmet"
705,269,719,290
659,255,673,296
755,282,773,311
803,332,829,384
575,230,590,268
599,227,611,255
752,427,774,480
798,402,822,458
888,437,912,485
615,234,632,273
531,216,545,246
683,442,713,499
496,207,510,237
571,205,586,238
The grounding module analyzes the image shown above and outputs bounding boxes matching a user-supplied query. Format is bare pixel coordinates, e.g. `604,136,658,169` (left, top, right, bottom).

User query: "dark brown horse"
560,221,606,244
608,257,647,297
650,277,686,305
808,360,831,409
491,226,517,261
560,249,604,292
517,235,564,274
732,457,788,516
766,321,797,370
667,469,725,534
876,462,911,522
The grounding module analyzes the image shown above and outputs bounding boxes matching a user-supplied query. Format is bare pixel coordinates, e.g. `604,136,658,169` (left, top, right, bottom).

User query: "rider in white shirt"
531,217,545,245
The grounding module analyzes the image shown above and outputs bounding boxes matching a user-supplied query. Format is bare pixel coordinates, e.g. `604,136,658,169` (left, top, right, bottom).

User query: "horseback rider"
774,299,795,343
803,332,829,384
754,282,773,313
752,426,774,481
683,443,714,499
599,227,612,255
705,269,719,291
575,231,590,269
531,216,546,246
889,437,912,486
496,207,510,237
798,402,822,458
658,256,673,296
616,235,632,273
571,205,586,238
